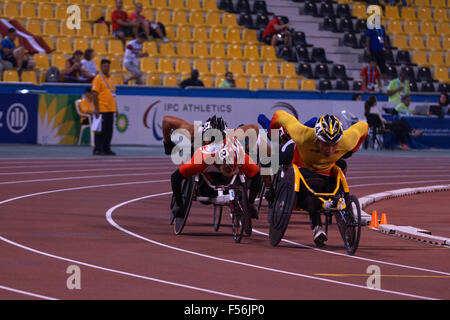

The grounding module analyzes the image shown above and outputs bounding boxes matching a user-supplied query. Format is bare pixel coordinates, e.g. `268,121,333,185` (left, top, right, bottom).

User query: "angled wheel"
237,179,252,237
213,205,223,232
230,202,245,243
174,176,196,235
268,165,297,247
336,194,361,255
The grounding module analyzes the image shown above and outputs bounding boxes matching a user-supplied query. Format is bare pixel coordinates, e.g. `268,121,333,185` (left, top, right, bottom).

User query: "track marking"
0,285,58,300
314,274,450,279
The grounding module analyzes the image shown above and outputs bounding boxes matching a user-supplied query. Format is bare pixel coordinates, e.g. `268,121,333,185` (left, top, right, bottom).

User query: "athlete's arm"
342,121,369,153
270,110,306,145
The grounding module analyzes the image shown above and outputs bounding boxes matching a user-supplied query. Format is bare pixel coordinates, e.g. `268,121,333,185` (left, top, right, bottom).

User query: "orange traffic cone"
380,213,388,225
370,210,379,228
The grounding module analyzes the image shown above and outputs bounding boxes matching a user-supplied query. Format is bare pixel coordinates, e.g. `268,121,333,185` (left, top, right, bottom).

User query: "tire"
213,205,223,232
336,194,362,255
174,177,196,235
268,165,297,247
230,201,245,243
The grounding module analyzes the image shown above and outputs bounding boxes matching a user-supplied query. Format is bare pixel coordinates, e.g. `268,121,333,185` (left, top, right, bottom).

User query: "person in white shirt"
123,33,148,85
80,48,97,82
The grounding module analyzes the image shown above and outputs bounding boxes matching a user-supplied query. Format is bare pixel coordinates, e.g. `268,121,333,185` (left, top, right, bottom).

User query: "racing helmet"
216,136,244,173
202,115,228,142
314,114,343,144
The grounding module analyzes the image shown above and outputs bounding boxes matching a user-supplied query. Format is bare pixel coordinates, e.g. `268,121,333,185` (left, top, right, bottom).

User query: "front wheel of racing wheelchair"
267,164,362,255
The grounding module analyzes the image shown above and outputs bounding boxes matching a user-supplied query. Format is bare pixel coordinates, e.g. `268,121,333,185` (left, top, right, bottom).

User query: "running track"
0,154,449,300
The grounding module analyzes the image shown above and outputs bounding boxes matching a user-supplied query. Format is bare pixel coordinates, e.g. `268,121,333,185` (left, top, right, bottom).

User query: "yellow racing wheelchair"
267,164,362,255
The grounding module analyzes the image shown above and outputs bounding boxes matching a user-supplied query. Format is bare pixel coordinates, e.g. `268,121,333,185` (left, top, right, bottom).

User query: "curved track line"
105,193,439,300
0,285,58,300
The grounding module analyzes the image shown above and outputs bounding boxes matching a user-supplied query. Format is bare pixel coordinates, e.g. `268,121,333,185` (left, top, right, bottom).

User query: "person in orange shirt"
92,59,118,156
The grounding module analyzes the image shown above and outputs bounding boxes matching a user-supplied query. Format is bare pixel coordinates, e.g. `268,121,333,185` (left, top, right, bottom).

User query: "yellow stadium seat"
122,0,134,8
434,67,449,83
146,75,162,86
434,8,449,22
267,77,282,89
88,7,104,21
38,4,54,19
108,39,123,56
172,11,187,25
201,76,213,87
443,37,450,51
168,0,185,10
187,0,202,11
26,20,42,35
51,54,67,70
426,36,442,51
244,45,260,60
222,13,239,28
176,26,192,42
21,71,38,84
164,26,175,41
209,28,225,43
384,6,400,20
105,7,114,21
141,57,157,73
235,77,248,88
227,44,243,60
4,3,19,18
387,20,404,35
158,58,175,74
429,52,444,66
284,78,299,90
403,21,419,35
110,56,122,72
111,73,124,85
417,8,433,22
210,44,226,59
141,8,154,21
78,22,93,38
43,21,59,37
393,34,410,50
85,0,100,5
55,5,68,20
193,59,211,76
74,38,89,52
260,46,278,61
175,59,191,75
242,29,258,44
163,75,178,86
203,0,219,11
91,39,107,55
34,54,50,70
436,22,450,35
189,11,205,26
352,4,366,19
93,23,110,38
177,42,193,58
249,77,264,90
56,38,73,54
419,22,436,35
42,37,55,51
263,62,279,77
430,0,446,7
160,42,177,57
156,10,171,26
143,41,159,57
205,12,223,27
151,0,168,9
193,27,209,42
193,43,209,58
415,0,431,6
412,50,428,66
51,0,67,4
280,62,298,78
3,70,19,82
20,3,37,19
409,35,425,50
214,77,225,87
246,61,261,76
228,60,244,76
60,23,77,38
226,28,242,43
210,60,226,76
301,79,316,91
446,52,450,67
401,7,417,20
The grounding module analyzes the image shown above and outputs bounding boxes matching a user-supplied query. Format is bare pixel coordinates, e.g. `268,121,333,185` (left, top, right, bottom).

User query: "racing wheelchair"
170,172,253,243
267,163,362,255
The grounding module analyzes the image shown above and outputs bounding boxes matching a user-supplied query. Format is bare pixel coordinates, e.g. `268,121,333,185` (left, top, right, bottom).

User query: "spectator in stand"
112,0,139,48
0,28,34,76
365,23,390,84
261,16,291,48
79,48,97,82
129,2,169,42
79,87,95,125
395,94,413,115
218,72,236,88
387,70,410,103
438,92,450,115
360,57,382,92
123,32,148,85
180,69,204,89
63,50,92,83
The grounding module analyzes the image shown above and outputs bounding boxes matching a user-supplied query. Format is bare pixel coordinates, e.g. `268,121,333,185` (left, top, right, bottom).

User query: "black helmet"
202,115,228,142
314,114,343,144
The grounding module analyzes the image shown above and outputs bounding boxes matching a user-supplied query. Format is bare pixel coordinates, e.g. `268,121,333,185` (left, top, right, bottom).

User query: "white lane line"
0,172,172,185
0,163,174,170
0,285,58,300
105,193,438,300
351,179,450,188
0,182,254,300
347,174,450,180
0,166,161,176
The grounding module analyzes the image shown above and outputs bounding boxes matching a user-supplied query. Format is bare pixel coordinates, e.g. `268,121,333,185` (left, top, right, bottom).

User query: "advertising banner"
0,93,38,144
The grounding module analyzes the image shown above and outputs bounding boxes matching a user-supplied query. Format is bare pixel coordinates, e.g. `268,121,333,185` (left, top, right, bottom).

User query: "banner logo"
116,113,129,133
6,103,28,134
143,100,163,141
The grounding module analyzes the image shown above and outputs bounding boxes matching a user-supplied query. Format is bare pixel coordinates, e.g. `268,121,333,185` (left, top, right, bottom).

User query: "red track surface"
0,155,449,300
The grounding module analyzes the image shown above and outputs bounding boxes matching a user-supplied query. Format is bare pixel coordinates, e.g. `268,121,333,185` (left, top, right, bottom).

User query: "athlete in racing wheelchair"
266,111,368,254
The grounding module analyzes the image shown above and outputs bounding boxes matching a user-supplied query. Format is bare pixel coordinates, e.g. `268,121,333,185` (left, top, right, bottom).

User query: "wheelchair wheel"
230,201,245,243
336,194,362,255
268,165,297,247
237,179,252,237
213,205,223,232
174,176,196,235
